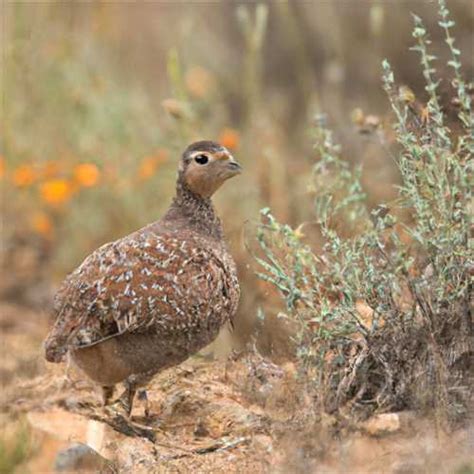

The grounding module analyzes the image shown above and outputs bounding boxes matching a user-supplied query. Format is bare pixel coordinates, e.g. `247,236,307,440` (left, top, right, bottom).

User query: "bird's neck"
164,178,224,240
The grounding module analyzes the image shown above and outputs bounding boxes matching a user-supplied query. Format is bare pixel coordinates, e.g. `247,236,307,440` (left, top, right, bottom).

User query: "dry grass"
1,2,473,472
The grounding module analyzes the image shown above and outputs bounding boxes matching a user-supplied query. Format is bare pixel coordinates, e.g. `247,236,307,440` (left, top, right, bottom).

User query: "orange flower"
40,179,73,206
13,164,36,187
0,156,5,179
31,211,54,238
74,163,100,187
218,128,240,150
137,150,168,181
138,157,158,180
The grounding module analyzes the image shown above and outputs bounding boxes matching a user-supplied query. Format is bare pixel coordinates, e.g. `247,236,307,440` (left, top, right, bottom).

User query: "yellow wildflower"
398,85,416,104
40,179,73,206
74,163,100,187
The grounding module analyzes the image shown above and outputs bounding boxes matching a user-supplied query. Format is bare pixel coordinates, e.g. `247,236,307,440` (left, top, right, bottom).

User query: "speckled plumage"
44,141,241,413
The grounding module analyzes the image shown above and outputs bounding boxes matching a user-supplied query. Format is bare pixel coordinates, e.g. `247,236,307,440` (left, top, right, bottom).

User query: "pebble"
54,443,115,472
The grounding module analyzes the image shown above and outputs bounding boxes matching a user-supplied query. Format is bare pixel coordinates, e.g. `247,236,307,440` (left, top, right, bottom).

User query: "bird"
44,140,242,416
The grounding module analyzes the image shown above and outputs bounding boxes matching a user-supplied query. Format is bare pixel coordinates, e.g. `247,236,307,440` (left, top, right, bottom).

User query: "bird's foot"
103,396,132,420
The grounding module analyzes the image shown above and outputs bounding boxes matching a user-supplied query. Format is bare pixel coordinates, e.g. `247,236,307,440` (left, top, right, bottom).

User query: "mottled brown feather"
44,142,240,367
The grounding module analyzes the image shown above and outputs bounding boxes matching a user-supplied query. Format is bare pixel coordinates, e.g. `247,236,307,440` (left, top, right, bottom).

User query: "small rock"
111,437,157,472
28,410,89,442
54,443,114,472
362,413,413,436
253,434,273,453
391,459,425,474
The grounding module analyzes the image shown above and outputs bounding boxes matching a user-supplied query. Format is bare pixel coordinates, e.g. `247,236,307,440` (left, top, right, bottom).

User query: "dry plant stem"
237,4,268,125
162,437,250,461
87,410,157,443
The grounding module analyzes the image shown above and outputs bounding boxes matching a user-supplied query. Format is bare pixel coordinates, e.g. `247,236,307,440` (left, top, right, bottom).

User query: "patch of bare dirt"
1,302,473,473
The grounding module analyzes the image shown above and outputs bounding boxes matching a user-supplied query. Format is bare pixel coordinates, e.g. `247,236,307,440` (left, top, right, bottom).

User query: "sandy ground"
1,301,473,473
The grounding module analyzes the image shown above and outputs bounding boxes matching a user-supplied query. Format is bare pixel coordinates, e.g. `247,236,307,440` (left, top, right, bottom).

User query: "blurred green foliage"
0,421,32,474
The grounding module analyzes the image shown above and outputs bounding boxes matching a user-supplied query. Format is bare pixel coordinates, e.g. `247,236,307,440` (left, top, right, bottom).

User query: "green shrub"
255,0,472,426
0,422,32,474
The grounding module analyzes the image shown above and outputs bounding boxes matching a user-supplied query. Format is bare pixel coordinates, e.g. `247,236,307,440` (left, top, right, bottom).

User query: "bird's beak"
226,160,242,176
215,150,242,178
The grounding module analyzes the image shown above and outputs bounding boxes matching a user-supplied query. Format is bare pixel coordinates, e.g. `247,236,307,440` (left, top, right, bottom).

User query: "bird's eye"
194,154,209,165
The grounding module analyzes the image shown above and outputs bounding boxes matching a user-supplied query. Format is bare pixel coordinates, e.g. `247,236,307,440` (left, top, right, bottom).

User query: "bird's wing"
46,231,235,359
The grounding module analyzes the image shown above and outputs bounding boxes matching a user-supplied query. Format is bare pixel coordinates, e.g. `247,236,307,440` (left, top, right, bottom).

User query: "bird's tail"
44,331,68,363
44,307,76,363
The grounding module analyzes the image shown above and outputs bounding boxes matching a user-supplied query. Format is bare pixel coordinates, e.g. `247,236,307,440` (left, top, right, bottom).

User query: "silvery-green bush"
255,0,472,425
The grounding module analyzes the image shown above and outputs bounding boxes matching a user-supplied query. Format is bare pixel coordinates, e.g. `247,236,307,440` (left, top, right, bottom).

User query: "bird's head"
179,140,242,198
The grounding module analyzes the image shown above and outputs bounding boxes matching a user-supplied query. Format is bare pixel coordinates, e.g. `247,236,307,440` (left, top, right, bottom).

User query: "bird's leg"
101,385,115,406
137,390,150,418
115,381,137,417
117,371,155,418
105,372,154,419
65,353,74,382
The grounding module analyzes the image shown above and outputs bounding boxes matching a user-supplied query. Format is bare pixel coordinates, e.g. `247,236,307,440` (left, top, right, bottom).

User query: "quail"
44,141,242,416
